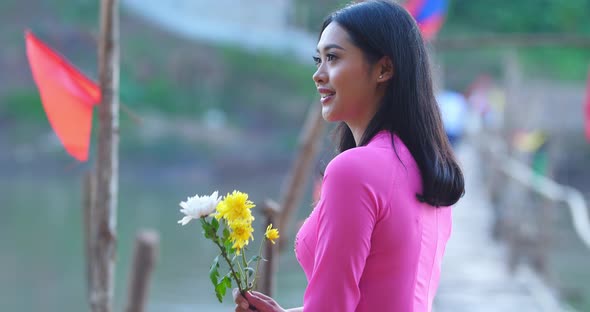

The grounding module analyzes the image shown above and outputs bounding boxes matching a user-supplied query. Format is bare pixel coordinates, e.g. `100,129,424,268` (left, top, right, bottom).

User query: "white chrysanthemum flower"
177,191,221,225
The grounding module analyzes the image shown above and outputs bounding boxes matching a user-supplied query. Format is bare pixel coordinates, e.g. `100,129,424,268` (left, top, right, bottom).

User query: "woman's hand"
233,288,286,312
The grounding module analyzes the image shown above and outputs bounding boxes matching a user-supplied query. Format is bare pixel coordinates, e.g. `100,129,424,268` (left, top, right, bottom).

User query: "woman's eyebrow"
316,43,346,53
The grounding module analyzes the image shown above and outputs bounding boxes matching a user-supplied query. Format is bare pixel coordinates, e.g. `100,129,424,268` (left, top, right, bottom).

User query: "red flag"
585,66,590,142
25,30,100,162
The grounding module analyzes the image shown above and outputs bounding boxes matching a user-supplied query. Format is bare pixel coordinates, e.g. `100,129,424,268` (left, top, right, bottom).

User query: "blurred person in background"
465,74,506,133
233,1,464,311
436,89,468,148
512,129,551,179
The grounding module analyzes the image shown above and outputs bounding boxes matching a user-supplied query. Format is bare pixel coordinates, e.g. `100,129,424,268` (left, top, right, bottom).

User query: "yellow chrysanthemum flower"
265,224,280,244
215,190,256,223
229,219,254,255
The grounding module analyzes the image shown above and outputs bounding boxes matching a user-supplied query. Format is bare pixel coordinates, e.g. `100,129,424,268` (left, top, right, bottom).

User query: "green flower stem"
241,251,250,288
212,234,245,293
252,238,266,290
236,255,246,287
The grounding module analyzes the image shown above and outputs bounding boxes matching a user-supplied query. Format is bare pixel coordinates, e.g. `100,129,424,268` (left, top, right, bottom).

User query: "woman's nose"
313,66,327,85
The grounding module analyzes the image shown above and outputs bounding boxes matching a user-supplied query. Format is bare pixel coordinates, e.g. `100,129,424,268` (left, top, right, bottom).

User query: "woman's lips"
320,94,334,104
318,87,335,104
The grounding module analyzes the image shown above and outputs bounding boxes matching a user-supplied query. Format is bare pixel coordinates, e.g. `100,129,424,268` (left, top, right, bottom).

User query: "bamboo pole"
258,199,280,297
90,0,120,311
276,105,325,249
125,230,160,312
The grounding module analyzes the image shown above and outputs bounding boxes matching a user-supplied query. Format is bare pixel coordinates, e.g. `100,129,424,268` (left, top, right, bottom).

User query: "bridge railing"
473,132,590,309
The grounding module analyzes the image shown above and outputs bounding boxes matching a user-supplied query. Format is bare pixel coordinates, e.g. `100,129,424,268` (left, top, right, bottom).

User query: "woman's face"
313,22,382,126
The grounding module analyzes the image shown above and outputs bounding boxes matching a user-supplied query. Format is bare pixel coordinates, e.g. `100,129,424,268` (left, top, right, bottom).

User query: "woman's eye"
313,54,337,66
313,56,321,66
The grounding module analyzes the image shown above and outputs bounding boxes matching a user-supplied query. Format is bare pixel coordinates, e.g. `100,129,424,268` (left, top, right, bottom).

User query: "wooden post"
83,171,96,305
258,199,280,297
531,194,551,277
90,0,120,311
502,49,522,142
488,150,507,241
125,230,160,312
277,105,325,249
502,50,522,272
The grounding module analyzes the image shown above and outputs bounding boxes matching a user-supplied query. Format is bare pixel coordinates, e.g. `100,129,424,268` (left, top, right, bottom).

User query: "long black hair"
321,0,464,207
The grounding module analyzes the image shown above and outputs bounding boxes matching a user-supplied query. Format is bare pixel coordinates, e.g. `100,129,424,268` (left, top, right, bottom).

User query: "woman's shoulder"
328,146,374,169
325,145,392,181
325,136,416,182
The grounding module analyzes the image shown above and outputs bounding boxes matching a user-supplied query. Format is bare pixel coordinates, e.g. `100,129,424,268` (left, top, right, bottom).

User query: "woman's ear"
377,56,394,82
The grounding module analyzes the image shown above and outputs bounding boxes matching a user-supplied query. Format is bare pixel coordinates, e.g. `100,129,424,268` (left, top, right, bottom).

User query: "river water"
0,154,313,311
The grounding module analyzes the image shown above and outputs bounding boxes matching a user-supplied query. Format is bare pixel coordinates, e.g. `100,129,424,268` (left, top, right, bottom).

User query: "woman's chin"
321,107,339,122
321,110,336,122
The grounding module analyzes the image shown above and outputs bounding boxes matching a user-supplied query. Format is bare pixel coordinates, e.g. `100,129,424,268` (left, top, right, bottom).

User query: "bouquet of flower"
177,190,279,302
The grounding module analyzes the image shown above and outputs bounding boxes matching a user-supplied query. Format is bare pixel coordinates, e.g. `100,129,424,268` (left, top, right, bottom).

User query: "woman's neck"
349,126,365,146
346,111,374,145
347,94,384,145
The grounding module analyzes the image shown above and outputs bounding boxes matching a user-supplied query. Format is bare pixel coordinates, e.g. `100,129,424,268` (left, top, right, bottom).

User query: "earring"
379,75,383,79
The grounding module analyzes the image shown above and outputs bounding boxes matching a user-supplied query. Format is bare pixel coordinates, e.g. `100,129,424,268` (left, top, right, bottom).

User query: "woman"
234,1,464,311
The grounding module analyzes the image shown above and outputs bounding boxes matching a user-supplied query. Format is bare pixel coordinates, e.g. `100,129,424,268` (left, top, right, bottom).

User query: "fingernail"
241,302,249,309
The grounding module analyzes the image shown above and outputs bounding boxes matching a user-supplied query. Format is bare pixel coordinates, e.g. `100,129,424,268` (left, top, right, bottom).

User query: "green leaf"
214,276,232,302
206,225,217,240
224,271,233,278
214,284,223,302
211,217,220,232
222,227,230,241
201,218,215,239
224,276,232,288
225,239,234,255
209,255,220,288
247,255,263,265
200,217,209,229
